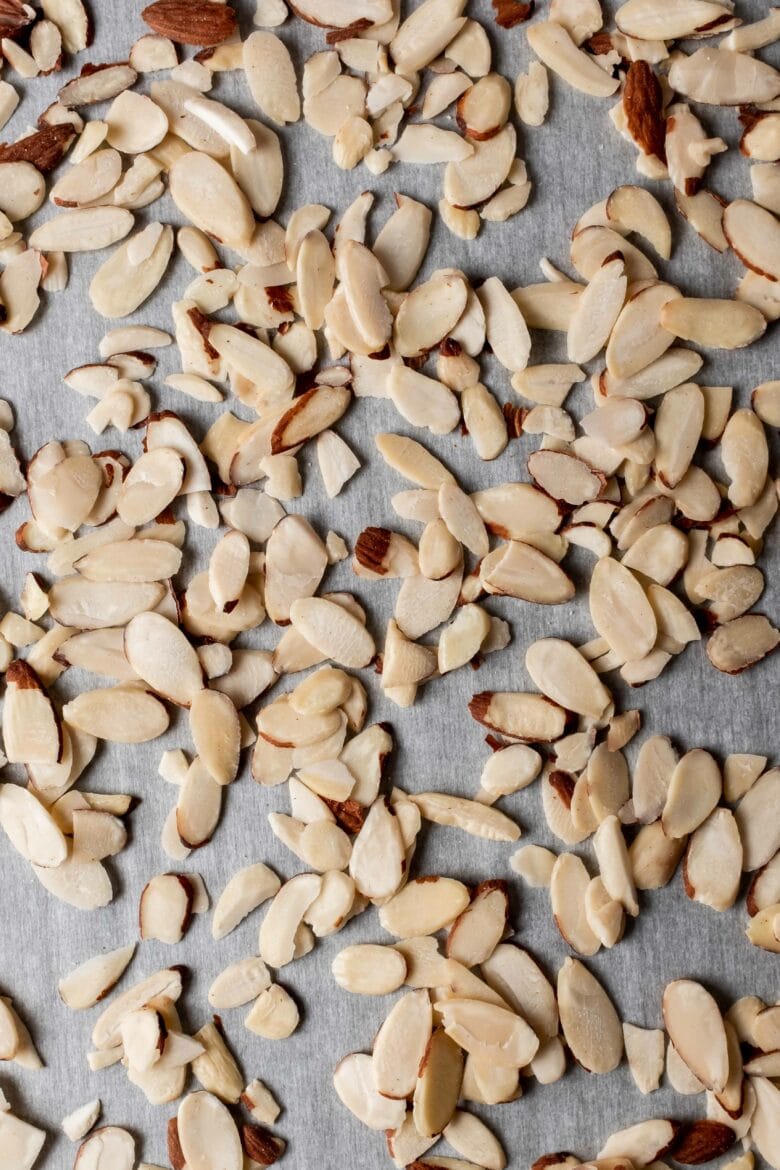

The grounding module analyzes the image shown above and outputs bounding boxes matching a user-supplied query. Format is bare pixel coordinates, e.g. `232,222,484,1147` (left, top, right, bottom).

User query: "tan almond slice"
388,365,461,435
74,539,181,584
589,556,656,661
525,638,611,719
630,821,686,890
394,272,469,358
622,524,688,587
527,21,619,96
721,409,768,509
288,596,375,669
599,1119,678,1164
243,983,299,1041
372,195,432,293
124,613,203,707
477,945,557,1042
334,1052,406,1131
469,690,568,743
515,60,549,126
169,151,253,248
390,0,467,71
348,797,405,899
72,809,127,862
376,432,455,488
263,515,327,625
438,604,491,674
571,225,657,283
120,1007,165,1074
456,73,511,141
258,872,322,968
660,297,767,349
208,957,271,1010
90,223,174,319
662,749,722,838
735,768,780,871
633,735,678,823
602,346,703,401
605,281,680,379
373,988,433,1099
435,996,539,1069
557,957,623,1073
663,979,729,1091
481,541,574,605
29,206,134,253
438,482,489,557
91,966,183,1051
623,1024,665,1095
667,1039,706,1094
746,905,780,953
723,753,767,804
0,1110,46,1170
50,149,122,208
176,757,223,848
593,814,639,916
723,198,780,281
443,124,515,209
2,660,62,765
63,682,168,745
212,863,280,940
606,185,672,259
177,1092,241,1170
567,256,627,364
332,944,407,995
669,47,780,106
72,1127,135,1170
410,793,519,843
413,1030,464,1140
0,780,68,867
675,188,728,253
379,876,470,937
551,853,601,955
58,944,135,1011
707,614,779,674
616,0,733,38
258,697,341,749
527,450,604,506
473,482,562,538
477,275,531,373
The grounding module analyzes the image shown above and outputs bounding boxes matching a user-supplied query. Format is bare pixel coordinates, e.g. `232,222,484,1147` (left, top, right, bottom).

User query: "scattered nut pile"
0,0,778,1167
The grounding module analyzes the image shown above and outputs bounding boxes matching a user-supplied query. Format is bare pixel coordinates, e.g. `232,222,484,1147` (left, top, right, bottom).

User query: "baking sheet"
0,1,778,1166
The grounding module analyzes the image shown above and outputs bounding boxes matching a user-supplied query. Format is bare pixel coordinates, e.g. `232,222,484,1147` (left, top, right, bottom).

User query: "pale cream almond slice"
2,661,62,765
0,1110,46,1170
438,603,491,674
605,185,672,260
746,905,780,953
461,382,508,460
736,268,780,319
605,282,680,378
212,862,280,940
372,988,433,1099
116,448,184,527
622,524,689,587
469,690,567,742
0,781,68,867
258,872,322,968
243,31,300,126
567,255,627,364
438,482,488,557
616,0,733,37
90,223,174,319
295,229,334,332
29,206,133,253
481,541,574,605
394,271,469,358
332,944,407,996
675,188,728,252
515,60,549,126
752,380,780,429
379,876,470,937
288,596,375,669
456,73,511,140
423,70,473,119
661,297,767,349
376,432,455,488
581,398,646,447
461,1055,520,1105
630,821,685,890
177,1092,242,1170
391,0,467,71
333,1052,406,1131
478,275,531,373
349,796,405,900
73,1127,135,1169
29,453,103,533
735,768,780,871
550,853,601,955
174,757,222,849
698,564,765,623
208,958,271,1010
413,1029,464,1140
527,450,604,506
120,1007,165,1073
62,1099,102,1142
74,539,180,584
601,346,702,400
662,749,722,838
663,979,729,1091
478,944,557,1041
622,1024,665,1095
104,91,168,155
139,873,193,944
388,365,460,436
381,620,437,688
557,957,623,1073
525,638,611,719
668,47,780,106
527,20,619,96
209,322,294,396
63,684,168,744
393,124,473,163
372,195,432,293
189,690,240,787
721,409,768,508
435,997,539,1069
50,150,122,208
723,8,780,50
387,1110,437,1168
124,612,203,708
58,944,135,1011
258,697,342,749
169,151,254,248
264,515,327,625
722,198,780,281
599,1118,677,1163
589,556,656,661
0,249,44,335
291,668,352,717
510,845,556,887
633,734,677,823
410,793,519,842
473,481,562,537
751,163,780,216
444,124,516,208
241,1078,280,1127
571,225,657,282
303,74,366,136
707,614,779,674
91,966,182,1050
593,814,639,916
190,1018,243,1104
72,809,127,862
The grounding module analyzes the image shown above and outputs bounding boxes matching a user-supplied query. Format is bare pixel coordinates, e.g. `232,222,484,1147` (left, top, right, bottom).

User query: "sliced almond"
557,956,623,1073
663,979,729,1091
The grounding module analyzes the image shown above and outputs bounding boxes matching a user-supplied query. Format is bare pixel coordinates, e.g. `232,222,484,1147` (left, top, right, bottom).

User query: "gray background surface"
0,1,778,1166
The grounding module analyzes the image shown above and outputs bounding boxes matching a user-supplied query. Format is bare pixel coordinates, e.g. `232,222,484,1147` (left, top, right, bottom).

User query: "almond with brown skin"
142,0,237,45
0,0,34,40
624,61,666,163
0,124,75,171
241,1123,286,1165
669,1120,736,1164
167,1117,186,1170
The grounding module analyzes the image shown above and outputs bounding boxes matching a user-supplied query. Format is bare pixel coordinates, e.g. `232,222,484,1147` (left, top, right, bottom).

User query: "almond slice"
525,638,611,718
660,297,767,349
169,151,254,249
669,47,780,106
623,1024,665,1095
557,957,623,1073
481,541,575,605
589,557,656,661
723,198,780,281
334,1052,406,1131
469,690,567,742
139,873,193,944
212,862,280,940
410,792,520,842
735,768,780,872
551,853,600,955
373,988,432,1098
58,944,135,1011
74,1127,135,1170
379,876,471,937
662,749,722,838
663,979,729,1092
288,596,375,669
258,872,322,968
177,1092,242,1170
435,997,539,1068
2,660,62,764
567,255,627,364
527,21,620,97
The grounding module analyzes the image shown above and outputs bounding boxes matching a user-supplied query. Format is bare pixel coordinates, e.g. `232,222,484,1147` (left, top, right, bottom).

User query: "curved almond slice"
376,433,455,488
411,793,519,842
557,957,623,1073
0,247,43,335
662,749,721,838
630,821,685,890
438,603,491,674
117,448,184,526
64,685,168,743
0,782,67,866
444,124,516,208
208,957,271,1009
271,384,350,455
90,223,174,319
589,556,656,661
176,758,223,848
684,808,742,911
340,239,392,352
177,1092,242,1170
258,872,322,967
735,768,780,872
663,979,728,1091
567,256,627,364
605,185,672,260
551,853,600,955
2,660,62,764
59,944,135,1010
289,597,376,669
332,944,406,995
669,47,780,106
435,997,539,1068
469,690,567,742
29,206,134,252
379,876,470,937
169,151,254,248
50,149,122,208
264,515,327,624
349,797,405,900
442,1111,506,1170
231,120,283,219
334,1052,406,1131
124,612,203,707
675,188,728,252
473,482,562,538
413,1029,464,1139
74,1127,135,1169
184,95,255,156
437,482,487,557
602,346,703,400
212,862,280,940
661,297,766,349
594,815,638,916
30,453,102,533
528,20,619,95
526,638,611,718
443,881,508,968
373,988,432,1098
296,229,335,331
